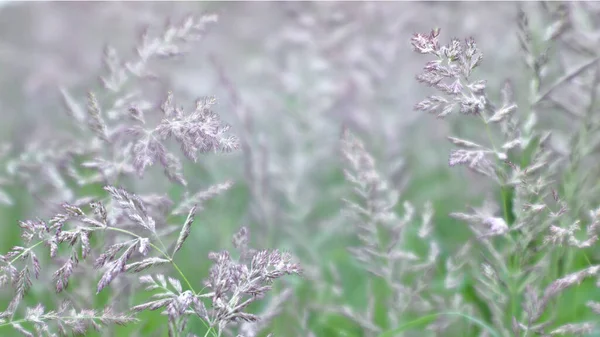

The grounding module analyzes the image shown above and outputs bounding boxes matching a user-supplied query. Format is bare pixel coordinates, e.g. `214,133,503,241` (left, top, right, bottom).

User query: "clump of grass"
2,2,600,337
406,4,600,335
0,12,300,337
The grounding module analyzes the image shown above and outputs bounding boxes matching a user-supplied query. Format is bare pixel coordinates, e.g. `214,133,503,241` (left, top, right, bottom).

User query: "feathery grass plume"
413,5,600,334
133,227,301,336
338,128,461,335
412,26,547,335
3,14,230,211
0,11,298,337
1,155,293,336
61,14,235,187
0,302,137,336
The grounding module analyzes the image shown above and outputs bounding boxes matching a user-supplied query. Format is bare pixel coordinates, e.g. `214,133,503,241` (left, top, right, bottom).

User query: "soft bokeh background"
0,2,598,337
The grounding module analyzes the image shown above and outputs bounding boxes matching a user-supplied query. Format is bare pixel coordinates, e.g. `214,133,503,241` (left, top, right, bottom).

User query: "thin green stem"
97,226,196,294
203,326,215,337
482,117,520,327
9,241,44,264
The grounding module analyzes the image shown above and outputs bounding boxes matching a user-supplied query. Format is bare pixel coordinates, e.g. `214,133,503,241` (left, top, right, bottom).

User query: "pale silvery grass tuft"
336,128,471,336
0,12,300,337
411,3,600,335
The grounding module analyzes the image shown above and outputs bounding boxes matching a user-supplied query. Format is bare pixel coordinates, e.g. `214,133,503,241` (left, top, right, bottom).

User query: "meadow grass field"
0,2,599,337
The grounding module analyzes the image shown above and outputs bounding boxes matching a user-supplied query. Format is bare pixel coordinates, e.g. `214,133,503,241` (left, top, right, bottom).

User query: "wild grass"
0,2,599,337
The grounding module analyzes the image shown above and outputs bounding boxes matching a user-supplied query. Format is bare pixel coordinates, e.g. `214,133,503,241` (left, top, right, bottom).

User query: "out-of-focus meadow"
0,2,599,337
